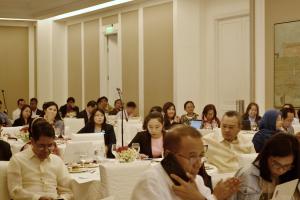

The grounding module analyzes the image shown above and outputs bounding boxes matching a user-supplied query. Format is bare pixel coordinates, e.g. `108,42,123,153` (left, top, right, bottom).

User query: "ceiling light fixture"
50,0,133,20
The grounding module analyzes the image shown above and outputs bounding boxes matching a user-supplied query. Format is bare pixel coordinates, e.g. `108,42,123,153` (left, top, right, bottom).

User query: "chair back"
64,118,85,135
99,161,151,200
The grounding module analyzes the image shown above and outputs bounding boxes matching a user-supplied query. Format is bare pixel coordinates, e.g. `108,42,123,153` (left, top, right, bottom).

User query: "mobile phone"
161,153,189,185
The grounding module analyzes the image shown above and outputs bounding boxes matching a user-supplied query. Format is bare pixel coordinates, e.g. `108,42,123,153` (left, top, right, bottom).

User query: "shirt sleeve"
56,160,74,200
195,175,216,200
7,156,42,200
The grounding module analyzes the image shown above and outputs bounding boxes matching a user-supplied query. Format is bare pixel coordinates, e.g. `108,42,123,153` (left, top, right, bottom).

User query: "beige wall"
102,15,118,25
121,10,139,109
143,3,173,115
67,23,82,107
0,26,29,117
84,19,100,104
265,0,300,108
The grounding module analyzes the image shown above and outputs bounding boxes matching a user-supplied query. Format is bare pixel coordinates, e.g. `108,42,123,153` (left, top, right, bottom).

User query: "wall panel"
0,26,29,118
143,3,173,115
121,10,139,109
84,19,100,104
67,23,82,107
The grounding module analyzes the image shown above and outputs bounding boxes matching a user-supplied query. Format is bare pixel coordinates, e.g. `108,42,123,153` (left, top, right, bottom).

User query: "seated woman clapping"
78,108,116,158
231,133,300,200
12,104,32,127
129,111,165,158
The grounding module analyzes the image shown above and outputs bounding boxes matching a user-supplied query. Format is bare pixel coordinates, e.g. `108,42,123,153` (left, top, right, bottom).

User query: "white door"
106,34,122,102
216,15,250,115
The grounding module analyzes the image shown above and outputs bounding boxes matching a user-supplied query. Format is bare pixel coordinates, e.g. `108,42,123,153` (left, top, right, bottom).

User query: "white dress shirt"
12,108,21,122
7,148,73,200
131,163,216,200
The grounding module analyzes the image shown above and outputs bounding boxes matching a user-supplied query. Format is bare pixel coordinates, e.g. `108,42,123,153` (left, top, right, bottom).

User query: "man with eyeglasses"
203,111,256,173
7,119,73,200
131,125,240,200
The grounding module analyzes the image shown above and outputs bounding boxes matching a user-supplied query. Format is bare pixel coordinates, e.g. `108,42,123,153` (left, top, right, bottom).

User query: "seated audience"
12,98,25,122
109,99,122,115
12,104,32,126
116,101,137,120
41,101,64,137
149,105,163,114
203,111,255,173
231,133,300,200
78,108,116,158
131,125,240,200
201,104,220,129
77,100,97,124
97,96,113,113
59,97,79,118
0,100,11,126
0,122,12,161
180,101,200,126
129,111,164,158
252,109,282,153
163,102,181,130
241,102,261,130
282,103,299,125
280,107,295,134
7,119,73,199
30,98,42,118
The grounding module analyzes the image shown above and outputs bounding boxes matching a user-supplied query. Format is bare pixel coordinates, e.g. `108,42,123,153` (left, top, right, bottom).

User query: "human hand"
171,173,206,200
174,116,181,123
213,177,240,200
139,153,149,159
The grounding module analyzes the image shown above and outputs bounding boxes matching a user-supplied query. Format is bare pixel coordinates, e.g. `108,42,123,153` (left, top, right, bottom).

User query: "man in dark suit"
0,122,12,161
30,98,43,118
77,100,97,124
59,97,80,118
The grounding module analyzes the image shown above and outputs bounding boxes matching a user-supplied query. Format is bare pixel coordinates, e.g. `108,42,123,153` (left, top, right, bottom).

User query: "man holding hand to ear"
131,125,240,200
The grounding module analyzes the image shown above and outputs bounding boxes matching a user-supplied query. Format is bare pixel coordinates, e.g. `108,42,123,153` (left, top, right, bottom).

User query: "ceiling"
0,0,128,19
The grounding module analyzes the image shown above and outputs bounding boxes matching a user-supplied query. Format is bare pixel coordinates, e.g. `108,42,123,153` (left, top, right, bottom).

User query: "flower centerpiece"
17,127,30,143
116,146,138,163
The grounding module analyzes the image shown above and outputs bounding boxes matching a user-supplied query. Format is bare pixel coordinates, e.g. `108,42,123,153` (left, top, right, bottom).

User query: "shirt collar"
25,147,52,161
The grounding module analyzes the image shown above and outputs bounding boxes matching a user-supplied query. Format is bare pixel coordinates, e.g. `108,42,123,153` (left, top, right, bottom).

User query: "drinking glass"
132,143,140,153
79,153,88,167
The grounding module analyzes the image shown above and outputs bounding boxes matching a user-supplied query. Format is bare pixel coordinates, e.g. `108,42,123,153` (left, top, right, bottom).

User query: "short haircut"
17,98,25,105
283,103,296,115
222,110,242,128
87,100,97,107
254,133,300,183
142,111,164,130
31,118,55,141
97,96,108,104
126,101,136,108
163,125,202,153
149,106,163,114
67,97,75,103
280,107,295,119
30,98,38,103
184,101,194,109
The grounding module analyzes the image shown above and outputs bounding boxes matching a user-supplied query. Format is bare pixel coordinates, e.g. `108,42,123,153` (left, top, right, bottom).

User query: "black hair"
87,100,97,107
280,107,295,120
41,101,62,121
254,133,300,183
30,98,38,103
67,97,75,103
18,104,32,124
149,106,163,114
126,101,136,108
142,111,164,130
31,118,55,141
85,108,107,130
17,98,25,105
97,96,108,104
223,110,242,128
243,102,260,118
184,101,195,109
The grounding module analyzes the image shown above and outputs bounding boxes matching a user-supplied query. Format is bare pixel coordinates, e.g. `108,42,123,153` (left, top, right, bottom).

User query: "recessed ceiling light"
50,0,133,20
0,18,36,21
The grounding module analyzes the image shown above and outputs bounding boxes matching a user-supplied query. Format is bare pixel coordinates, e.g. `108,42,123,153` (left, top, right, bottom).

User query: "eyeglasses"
35,143,55,151
271,159,294,171
176,153,205,165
